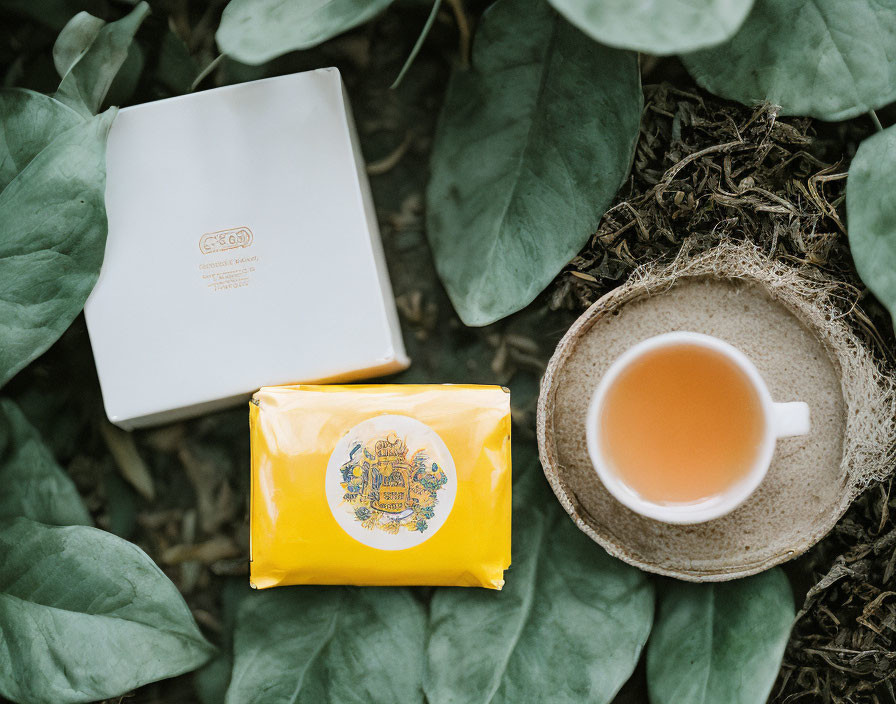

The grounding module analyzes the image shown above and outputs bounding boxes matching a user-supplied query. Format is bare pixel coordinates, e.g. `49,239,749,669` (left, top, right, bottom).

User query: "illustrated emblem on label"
199,226,254,255
325,415,456,550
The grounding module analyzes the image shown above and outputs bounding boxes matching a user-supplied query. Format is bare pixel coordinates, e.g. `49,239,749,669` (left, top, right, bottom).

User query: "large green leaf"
197,654,234,704
425,453,654,704
54,2,150,116
225,587,426,703
425,0,642,326
681,0,896,121
0,518,215,704
0,89,82,190
646,569,794,704
195,580,251,704
548,0,754,54
847,125,896,328
0,398,90,526
52,11,105,77
105,42,146,107
216,0,394,65
0,98,114,389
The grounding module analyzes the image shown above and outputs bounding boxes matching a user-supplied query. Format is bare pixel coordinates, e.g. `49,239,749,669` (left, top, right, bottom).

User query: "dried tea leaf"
646,569,794,704
100,419,155,501
549,0,755,54
216,0,394,65
0,398,91,526
426,0,642,325
179,443,235,534
681,0,896,121
162,536,241,566
0,518,215,704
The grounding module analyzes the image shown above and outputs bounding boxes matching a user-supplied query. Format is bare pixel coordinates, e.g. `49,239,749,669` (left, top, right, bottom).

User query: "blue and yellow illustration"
339,432,448,534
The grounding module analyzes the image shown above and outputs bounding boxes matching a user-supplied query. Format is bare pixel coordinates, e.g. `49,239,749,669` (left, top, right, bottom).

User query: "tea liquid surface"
599,343,765,504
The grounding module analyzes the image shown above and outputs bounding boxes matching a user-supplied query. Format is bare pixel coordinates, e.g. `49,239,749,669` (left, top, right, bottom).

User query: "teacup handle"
771,402,810,438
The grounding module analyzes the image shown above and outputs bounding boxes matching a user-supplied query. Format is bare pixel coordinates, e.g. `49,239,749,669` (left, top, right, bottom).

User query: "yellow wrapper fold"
249,384,511,589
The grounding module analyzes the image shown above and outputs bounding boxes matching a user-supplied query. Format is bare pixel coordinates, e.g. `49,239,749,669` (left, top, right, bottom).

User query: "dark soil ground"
2,1,894,702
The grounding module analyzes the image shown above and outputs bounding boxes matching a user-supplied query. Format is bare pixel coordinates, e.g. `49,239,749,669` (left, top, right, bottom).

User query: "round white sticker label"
325,414,457,550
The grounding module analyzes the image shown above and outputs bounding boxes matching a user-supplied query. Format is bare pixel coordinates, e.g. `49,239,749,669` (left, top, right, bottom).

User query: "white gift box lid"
85,68,409,430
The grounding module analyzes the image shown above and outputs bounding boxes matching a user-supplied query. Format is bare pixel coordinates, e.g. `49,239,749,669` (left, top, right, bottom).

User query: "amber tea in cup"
599,342,764,503
586,332,810,524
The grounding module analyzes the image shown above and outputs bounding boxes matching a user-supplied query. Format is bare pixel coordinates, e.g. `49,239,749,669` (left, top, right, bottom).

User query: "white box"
85,69,409,430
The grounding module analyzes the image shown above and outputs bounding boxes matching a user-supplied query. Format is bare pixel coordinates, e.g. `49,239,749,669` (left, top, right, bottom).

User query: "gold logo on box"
199,227,254,255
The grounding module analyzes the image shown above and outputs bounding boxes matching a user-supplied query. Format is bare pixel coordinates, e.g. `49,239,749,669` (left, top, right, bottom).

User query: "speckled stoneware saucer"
537,244,896,581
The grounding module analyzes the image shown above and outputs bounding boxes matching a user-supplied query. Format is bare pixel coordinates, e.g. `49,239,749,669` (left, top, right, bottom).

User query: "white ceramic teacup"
585,331,810,524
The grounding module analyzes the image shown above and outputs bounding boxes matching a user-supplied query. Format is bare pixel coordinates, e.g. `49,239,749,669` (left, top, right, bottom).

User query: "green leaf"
216,0,394,65
105,42,145,107
104,472,139,539
681,0,896,121
425,451,654,704
0,89,82,190
425,0,642,326
0,518,215,704
12,381,91,461
195,580,253,704
0,97,115,389
548,0,754,54
646,569,794,704
54,2,150,116
156,29,199,95
0,398,91,526
52,11,105,77
196,654,234,704
391,0,442,89
225,587,425,703
847,125,896,328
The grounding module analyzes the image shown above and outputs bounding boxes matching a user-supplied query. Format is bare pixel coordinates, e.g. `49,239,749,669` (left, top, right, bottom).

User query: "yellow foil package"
249,384,511,589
